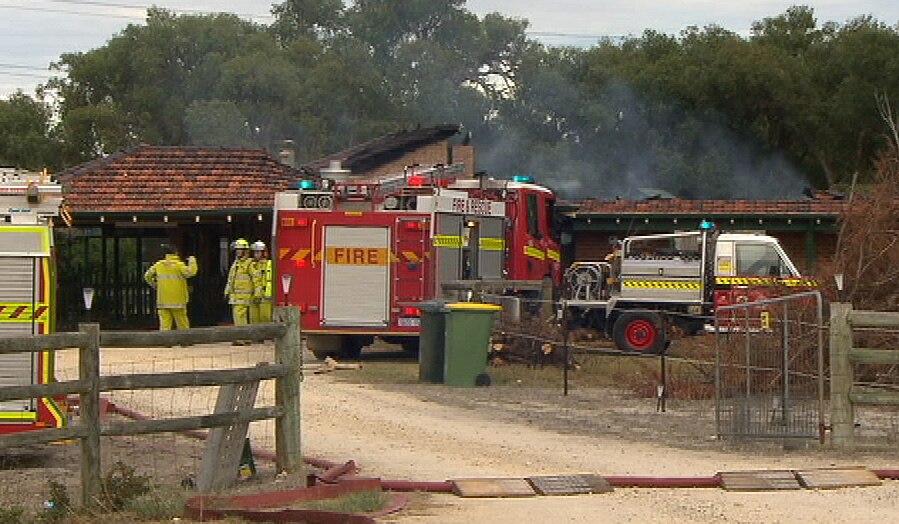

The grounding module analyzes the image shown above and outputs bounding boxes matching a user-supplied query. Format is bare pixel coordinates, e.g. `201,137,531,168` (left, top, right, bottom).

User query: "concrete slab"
719,470,802,491
450,478,536,498
526,474,613,495
794,467,882,489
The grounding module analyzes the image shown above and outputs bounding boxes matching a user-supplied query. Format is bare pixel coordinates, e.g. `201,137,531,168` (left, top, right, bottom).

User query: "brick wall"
362,142,452,178
574,232,616,261
451,145,475,176
777,232,808,272
353,142,476,179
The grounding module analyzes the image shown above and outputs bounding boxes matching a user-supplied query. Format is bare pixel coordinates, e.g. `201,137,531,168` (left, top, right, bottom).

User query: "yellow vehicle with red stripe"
0,169,67,434
273,163,561,359
563,224,817,354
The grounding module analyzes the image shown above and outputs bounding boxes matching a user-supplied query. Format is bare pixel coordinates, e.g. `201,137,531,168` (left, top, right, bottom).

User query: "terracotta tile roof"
57,146,299,213
298,124,460,176
566,198,847,216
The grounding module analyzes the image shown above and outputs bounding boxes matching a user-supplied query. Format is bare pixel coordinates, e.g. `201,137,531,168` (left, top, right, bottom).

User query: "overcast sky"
2,1,898,97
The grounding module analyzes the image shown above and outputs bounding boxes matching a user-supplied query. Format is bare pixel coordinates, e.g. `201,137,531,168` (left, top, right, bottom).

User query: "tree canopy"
3,2,899,199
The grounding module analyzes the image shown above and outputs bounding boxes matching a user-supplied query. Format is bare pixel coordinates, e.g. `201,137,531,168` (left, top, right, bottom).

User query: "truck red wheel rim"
626,319,657,351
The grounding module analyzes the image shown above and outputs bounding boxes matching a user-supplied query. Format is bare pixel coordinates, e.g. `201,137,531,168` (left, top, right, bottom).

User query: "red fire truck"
0,169,68,434
273,163,561,359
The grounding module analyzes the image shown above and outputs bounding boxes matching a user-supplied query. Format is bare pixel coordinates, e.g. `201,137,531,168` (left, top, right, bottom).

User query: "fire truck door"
394,217,427,303
434,214,463,297
321,226,390,327
0,255,44,418
477,216,505,280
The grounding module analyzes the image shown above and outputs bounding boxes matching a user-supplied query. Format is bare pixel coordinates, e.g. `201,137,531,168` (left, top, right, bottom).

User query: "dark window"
526,193,541,239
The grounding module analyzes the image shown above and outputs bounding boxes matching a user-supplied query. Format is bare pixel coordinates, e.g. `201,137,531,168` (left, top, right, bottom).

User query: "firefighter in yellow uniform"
144,244,198,330
250,240,273,324
224,238,254,344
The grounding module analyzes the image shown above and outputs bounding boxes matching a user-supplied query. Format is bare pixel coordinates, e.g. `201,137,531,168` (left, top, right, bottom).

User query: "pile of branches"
491,314,568,368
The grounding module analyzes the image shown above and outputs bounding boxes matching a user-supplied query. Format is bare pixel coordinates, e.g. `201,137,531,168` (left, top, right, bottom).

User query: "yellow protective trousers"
158,307,190,330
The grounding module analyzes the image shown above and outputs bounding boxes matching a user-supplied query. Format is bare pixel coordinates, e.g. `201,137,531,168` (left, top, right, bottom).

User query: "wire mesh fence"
483,293,830,448
0,340,284,518
713,292,824,442
484,292,899,451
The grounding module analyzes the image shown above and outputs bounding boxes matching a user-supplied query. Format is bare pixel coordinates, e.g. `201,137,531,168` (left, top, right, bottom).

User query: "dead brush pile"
490,315,567,367
820,145,899,311
819,137,899,384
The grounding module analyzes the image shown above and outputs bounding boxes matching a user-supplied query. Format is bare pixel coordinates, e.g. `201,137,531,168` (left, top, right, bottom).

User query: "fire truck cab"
273,164,560,359
0,169,67,434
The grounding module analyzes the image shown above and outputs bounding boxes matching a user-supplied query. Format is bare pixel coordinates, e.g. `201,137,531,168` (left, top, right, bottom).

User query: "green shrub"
125,485,188,520
36,480,72,524
98,461,151,511
0,506,24,524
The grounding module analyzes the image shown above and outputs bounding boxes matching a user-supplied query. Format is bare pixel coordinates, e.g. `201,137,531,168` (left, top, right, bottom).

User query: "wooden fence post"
78,323,102,507
829,303,854,449
274,307,302,473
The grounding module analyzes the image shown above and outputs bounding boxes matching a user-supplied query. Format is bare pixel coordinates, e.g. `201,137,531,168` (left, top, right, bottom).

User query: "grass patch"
0,507,24,524
299,490,388,513
335,361,420,384
124,485,188,520
330,335,719,400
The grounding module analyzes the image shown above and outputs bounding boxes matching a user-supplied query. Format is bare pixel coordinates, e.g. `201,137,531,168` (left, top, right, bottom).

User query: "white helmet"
251,240,266,251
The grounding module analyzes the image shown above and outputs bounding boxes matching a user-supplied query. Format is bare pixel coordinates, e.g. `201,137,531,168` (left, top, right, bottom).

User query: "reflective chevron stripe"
623,281,701,290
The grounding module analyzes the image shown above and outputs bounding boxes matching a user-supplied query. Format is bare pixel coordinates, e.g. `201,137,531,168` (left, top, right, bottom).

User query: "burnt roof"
298,124,459,176
566,198,846,216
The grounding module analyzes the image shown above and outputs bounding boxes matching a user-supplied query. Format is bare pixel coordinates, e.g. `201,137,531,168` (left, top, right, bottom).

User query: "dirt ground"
2,342,899,523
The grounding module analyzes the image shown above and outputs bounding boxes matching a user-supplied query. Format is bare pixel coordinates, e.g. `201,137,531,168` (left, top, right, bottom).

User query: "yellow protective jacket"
225,257,255,305
144,254,198,309
251,258,273,301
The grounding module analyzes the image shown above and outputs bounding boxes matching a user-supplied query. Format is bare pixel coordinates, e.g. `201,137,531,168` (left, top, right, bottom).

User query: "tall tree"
49,9,271,160
0,92,60,170
270,0,344,42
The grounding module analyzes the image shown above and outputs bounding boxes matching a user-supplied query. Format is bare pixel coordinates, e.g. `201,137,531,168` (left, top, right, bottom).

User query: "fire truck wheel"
612,311,666,355
306,334,342,361
400,338,420,354
340,335,371,360
311,350,335,360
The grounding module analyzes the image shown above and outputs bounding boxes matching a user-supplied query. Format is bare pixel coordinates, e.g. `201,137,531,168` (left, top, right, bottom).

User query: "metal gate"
714,291,824,441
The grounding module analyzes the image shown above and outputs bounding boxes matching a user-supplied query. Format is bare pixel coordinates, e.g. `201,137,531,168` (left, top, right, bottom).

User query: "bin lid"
446,302,503,311
415,300,450,313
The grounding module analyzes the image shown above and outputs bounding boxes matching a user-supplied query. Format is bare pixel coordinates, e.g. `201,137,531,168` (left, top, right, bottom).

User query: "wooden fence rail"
0,306,302,507
829,302,899,449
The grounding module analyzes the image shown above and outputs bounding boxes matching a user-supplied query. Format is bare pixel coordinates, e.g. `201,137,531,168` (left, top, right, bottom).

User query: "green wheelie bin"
417,300,449,383
443,302,502,387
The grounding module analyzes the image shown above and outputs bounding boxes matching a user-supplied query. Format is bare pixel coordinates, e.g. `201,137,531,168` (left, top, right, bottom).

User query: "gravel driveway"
3,342,898,523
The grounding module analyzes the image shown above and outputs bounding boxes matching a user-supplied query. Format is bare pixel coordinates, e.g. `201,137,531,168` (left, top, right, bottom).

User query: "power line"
0,4,141,19
0,70,54,79
19,0,275,21
48,0,272,20
0,63,53,72
6,2,613,37
527,31,629,41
